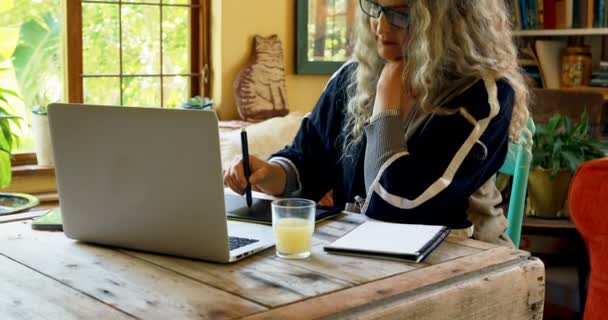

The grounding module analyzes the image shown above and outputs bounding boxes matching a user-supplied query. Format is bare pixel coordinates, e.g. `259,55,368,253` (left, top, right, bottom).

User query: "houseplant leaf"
533,111,605,175
574,112,589,138
12,14,61,108
0,108,17,187
0,83,23,189
0,27,20,61
0,120,13,152
562,150,582,174
546,114,562,132
549,157,562,176
562,116,572,135
0,87,21,100
552,139,564,155
0,152,10,188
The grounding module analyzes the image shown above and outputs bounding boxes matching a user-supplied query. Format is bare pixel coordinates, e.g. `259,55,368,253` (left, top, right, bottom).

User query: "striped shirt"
270,62,513,230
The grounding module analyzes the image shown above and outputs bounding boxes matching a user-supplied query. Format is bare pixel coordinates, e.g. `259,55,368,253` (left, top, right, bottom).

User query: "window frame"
65,0,211,105
12,0,210,175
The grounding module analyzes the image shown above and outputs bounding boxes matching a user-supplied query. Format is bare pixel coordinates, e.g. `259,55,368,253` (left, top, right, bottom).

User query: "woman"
224,0,530,246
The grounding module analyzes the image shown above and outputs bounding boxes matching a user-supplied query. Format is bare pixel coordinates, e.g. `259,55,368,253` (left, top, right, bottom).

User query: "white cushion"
220,113,305,170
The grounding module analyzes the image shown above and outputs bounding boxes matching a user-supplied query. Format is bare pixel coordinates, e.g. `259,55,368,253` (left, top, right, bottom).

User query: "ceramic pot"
31,110,53,166
526,167,571,218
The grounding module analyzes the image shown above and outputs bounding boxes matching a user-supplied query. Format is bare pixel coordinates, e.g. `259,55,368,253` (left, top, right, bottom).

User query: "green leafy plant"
0,85,23,188
0,0,25,188
12,13,61,115
532,112,606,177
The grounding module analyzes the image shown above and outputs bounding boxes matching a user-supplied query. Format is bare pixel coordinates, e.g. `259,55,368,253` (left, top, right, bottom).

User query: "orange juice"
274,218,314,254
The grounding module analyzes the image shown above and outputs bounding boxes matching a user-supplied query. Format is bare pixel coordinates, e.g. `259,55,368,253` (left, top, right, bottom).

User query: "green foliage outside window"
82,2,191,108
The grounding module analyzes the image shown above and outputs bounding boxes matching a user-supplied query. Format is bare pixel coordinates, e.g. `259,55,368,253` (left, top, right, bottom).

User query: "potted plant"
31,101,53,166
527,112,606,218
179,96,213,110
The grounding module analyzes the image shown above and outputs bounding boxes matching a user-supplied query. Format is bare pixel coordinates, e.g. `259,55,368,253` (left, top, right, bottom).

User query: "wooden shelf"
523,216,576,229
513,28,608,37
562,86,608,100
0,164,56,194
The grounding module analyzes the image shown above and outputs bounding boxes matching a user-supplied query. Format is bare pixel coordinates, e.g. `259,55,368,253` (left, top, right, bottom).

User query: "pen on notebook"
241,128,253,208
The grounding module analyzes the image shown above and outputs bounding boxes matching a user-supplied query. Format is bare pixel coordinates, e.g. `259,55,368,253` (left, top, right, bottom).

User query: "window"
0,0,64,153
66,0,210,108
1,0,209,156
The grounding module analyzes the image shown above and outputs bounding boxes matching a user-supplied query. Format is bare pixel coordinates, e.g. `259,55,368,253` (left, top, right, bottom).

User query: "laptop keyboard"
229,236,259,251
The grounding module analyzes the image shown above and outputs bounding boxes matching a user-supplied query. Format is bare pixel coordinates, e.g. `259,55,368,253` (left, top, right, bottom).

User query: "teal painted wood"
499,119,535,248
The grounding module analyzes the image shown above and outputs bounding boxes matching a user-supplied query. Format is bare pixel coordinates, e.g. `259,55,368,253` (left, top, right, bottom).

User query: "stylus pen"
241,129,253,208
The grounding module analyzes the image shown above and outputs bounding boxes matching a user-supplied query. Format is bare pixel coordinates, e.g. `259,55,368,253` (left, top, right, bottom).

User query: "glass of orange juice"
272,198,315,259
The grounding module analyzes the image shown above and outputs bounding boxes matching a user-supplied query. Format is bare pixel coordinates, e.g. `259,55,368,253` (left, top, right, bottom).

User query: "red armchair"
568,158,608,319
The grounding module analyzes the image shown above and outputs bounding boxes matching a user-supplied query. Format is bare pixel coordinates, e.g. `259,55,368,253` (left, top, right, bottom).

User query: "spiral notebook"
324,221,450,263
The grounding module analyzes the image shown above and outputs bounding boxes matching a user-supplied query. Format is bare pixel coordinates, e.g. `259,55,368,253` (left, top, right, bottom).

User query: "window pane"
163,76,189,108
162,6,189,75
83,3,120,75
83,77,121,105
122,4,160,75
123,77,161,107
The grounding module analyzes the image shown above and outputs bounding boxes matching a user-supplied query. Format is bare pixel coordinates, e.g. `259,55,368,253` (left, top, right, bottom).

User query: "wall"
211,0,330,120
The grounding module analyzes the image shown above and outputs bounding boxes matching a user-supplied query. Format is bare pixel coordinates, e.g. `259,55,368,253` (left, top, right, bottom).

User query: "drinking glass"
271,198,315,259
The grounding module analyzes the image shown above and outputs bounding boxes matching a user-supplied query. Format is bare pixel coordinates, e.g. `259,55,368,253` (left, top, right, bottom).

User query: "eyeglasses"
359,0,410,30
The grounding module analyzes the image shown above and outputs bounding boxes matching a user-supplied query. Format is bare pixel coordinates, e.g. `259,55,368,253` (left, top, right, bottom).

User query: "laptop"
48,103,275,263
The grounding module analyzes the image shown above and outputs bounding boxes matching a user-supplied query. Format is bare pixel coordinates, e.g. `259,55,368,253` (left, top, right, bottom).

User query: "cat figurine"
234,34,289,122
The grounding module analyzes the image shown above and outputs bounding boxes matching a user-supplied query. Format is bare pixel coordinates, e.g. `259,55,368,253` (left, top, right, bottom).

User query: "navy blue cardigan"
271,63,513,229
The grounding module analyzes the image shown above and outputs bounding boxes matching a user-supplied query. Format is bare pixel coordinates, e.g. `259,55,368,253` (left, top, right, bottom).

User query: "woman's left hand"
372,61,415,118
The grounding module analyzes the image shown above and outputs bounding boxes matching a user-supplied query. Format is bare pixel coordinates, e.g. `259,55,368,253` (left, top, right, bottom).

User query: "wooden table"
0,213,545,320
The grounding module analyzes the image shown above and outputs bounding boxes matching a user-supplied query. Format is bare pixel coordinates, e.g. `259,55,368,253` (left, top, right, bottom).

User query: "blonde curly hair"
343,0,531,153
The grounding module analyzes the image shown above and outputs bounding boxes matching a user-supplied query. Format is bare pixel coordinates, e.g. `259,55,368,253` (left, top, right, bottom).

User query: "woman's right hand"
223,155,287,196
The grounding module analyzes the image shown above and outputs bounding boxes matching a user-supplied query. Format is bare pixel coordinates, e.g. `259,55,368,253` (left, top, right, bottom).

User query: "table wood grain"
0,213,545,320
